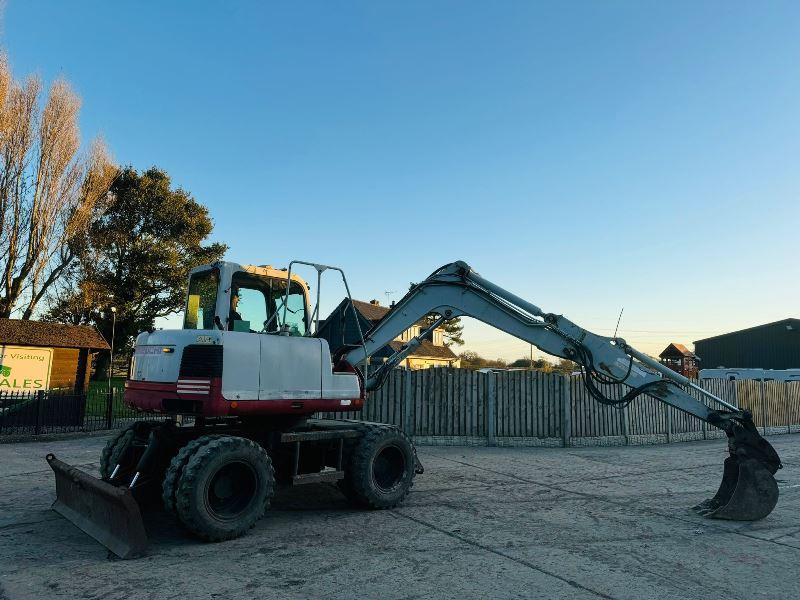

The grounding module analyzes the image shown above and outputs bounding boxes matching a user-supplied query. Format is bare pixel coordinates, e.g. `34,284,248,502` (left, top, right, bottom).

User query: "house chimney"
369,299,380,306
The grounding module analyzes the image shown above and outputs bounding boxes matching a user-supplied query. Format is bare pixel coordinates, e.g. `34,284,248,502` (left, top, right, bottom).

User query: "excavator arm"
344,261,782,521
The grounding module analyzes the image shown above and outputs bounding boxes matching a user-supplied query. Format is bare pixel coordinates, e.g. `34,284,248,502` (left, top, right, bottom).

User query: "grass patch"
85,378,130,418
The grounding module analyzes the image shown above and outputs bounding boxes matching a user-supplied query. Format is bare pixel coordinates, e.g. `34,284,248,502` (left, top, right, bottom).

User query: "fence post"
487,372,496,446
105,386,114,430
666,406,672,443
34,390,44,436
622,402,630,445
403,370,413,437
759,380,767,436
786,382,792,434
562,375,571,447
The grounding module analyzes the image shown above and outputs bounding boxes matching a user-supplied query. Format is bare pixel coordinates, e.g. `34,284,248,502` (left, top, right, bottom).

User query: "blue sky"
4,2,799,360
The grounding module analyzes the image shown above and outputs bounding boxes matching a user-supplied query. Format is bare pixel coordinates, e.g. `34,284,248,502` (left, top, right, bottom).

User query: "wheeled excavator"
47,260,782,558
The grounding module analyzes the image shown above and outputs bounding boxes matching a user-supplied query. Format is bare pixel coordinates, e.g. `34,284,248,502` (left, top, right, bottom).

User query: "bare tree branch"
0,55,116,318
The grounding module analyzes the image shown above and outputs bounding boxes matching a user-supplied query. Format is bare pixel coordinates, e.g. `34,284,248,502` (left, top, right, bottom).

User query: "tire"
99,421,153,479
162,435,221,514
100,428,131,479
340,425,415,509
174,436,275,541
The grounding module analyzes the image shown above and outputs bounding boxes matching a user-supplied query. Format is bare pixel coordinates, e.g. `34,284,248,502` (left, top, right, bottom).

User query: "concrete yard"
1,434,799,600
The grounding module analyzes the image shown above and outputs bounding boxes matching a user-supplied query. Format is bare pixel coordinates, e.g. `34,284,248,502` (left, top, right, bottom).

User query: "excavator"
47,260,782,558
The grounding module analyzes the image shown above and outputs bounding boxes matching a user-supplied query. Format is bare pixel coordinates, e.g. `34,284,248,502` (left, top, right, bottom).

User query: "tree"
458,351,507,370
0,55,116,318
509,357,552,370
408,282,464,347
46,167,227,369
553,358,578,375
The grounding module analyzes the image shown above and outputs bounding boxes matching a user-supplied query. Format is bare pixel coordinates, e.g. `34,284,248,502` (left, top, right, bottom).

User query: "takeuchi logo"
0,364,10,377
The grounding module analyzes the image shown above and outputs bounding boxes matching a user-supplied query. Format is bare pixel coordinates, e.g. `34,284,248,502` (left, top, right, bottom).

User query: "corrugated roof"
694,318,799,344
0,319,109,350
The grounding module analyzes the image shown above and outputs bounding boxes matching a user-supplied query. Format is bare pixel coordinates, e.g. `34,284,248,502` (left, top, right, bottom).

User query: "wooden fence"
320,368,800,447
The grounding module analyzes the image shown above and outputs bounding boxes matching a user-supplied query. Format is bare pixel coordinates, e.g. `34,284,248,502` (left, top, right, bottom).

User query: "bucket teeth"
691,498,721,516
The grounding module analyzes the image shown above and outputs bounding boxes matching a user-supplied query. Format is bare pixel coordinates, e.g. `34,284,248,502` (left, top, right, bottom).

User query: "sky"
3,1,799,361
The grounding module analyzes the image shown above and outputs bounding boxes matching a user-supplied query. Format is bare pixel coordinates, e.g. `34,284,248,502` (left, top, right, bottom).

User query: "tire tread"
174,435,274,541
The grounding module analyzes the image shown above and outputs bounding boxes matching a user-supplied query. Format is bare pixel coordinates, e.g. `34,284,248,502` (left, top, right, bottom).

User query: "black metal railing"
0,384,161,437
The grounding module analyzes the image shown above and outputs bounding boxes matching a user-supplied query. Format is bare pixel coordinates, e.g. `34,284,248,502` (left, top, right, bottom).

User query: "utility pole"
613,307,624,338
108,306,117,394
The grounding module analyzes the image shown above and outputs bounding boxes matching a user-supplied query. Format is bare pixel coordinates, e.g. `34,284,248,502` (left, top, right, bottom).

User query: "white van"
699,368,800,382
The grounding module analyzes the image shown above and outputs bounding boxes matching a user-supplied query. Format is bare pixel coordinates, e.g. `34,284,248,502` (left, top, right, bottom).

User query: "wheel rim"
371,445,406,492
204,461,258,520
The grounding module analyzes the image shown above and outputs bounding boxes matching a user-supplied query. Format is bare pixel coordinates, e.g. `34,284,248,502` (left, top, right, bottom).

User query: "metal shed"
693,318,800,369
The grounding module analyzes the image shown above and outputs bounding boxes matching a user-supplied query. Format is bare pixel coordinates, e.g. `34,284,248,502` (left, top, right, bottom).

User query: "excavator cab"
182,263,310,336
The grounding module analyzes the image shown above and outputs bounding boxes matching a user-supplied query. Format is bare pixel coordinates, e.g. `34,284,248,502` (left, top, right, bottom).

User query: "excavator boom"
344,261,781,520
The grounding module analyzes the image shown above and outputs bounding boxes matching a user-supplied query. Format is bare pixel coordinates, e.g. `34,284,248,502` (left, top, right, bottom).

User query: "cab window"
272,280,308,336
228,273,307,336
184,268,219,330
229,273,269,332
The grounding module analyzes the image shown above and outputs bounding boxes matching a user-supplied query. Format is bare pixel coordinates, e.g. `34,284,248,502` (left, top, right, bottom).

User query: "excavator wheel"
99,421,155,479
162,435,224,514
173,435,275,541
339,425,415,509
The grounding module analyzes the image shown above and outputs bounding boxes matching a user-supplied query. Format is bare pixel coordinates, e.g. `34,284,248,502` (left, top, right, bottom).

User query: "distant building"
318,299,460,369
0,319,109,393
694,318,800,370
659,343,699,378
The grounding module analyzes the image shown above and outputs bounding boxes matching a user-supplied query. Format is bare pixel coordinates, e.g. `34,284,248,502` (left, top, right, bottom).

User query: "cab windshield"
183,268,219,330
228,272,307,336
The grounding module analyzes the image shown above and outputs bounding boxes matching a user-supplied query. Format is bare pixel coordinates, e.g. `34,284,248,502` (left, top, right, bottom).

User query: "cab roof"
191,261,309,290
240,264,309,289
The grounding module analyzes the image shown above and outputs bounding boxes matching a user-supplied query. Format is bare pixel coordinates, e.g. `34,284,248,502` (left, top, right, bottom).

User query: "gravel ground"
1,433,799,600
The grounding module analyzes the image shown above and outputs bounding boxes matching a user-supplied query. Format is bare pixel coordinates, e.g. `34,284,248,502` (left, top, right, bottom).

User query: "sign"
0,346,53,392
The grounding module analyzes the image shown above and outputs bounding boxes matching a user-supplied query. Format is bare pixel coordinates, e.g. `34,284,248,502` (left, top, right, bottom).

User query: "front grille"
162,398,203,414
179,345,223,378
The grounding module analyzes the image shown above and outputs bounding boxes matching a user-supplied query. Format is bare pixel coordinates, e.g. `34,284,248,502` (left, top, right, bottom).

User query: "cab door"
258,279,321,400
259,336,322,400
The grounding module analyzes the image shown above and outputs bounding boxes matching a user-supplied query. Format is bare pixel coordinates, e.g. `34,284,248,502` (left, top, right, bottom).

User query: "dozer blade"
47,453,147,559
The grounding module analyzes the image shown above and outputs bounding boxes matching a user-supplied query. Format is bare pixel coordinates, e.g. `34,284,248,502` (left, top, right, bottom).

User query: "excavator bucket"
692,455,779,521
47,453,147,559
692,414,781,521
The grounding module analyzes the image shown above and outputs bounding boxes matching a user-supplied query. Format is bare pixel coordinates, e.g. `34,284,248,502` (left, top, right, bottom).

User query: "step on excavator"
47,260,782,558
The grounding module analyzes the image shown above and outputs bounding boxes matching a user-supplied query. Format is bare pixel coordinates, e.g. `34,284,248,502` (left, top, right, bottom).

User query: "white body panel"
259,336,322,400
131,329,360,402
320,338,361,400
131,330,223,383
222,331,261,399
